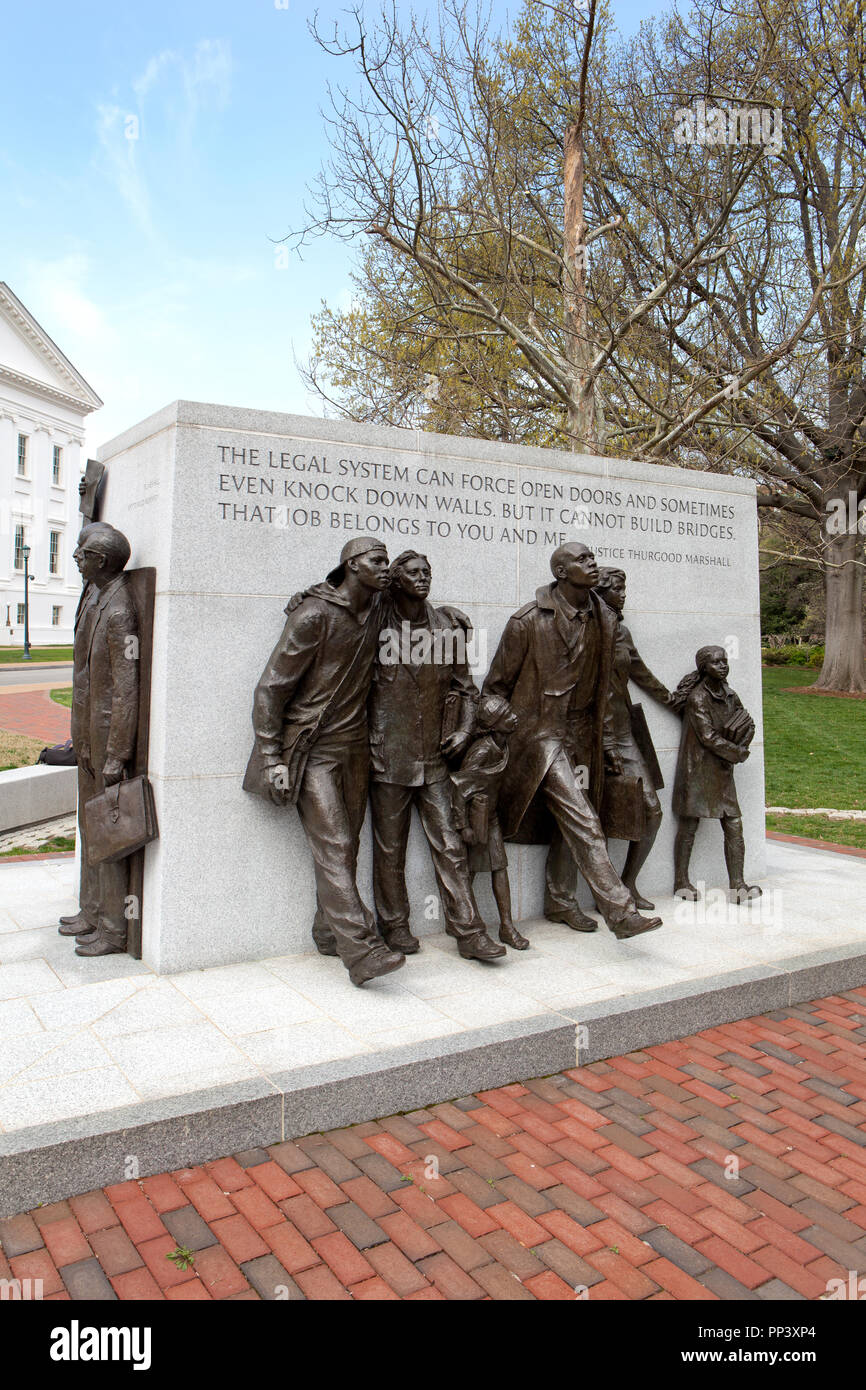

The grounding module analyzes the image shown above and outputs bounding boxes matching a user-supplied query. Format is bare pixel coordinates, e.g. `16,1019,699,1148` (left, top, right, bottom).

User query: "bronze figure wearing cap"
243,538,406,986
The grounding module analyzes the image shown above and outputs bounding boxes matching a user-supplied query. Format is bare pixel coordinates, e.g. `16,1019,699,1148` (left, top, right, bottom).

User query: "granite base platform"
0,839,863,1216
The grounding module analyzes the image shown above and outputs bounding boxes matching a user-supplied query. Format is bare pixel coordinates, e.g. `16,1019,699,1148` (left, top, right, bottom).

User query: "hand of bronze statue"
439,605,473,637
441,730,470,759
604,750,624,777
285,591,307,613
103,758,125,786
461,825,476,845
78,745,94,777
264,760,290,806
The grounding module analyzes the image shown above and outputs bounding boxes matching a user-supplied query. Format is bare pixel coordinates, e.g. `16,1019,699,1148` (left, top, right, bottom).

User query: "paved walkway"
0,690,70,742
2,989,864,1301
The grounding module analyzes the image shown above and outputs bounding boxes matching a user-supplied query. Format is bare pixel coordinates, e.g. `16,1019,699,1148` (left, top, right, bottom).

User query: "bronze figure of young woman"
595,567,672,910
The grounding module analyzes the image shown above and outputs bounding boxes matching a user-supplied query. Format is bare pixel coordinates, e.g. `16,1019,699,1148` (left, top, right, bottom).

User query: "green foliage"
166,1247,196,1271
761,644,823,665
50,688,72,708
759,561,815,636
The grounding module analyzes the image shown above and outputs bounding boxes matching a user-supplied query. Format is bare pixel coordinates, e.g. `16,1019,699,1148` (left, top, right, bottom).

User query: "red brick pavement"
2,989,866,1301
0,689,71,742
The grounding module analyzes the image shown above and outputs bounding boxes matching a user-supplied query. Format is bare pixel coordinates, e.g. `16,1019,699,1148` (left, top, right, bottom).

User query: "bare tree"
291,0,866,688
585,0,866,689
291,0,768,453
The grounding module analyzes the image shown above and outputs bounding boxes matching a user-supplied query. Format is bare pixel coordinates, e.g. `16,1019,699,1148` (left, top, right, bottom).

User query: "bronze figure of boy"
450,693,528,950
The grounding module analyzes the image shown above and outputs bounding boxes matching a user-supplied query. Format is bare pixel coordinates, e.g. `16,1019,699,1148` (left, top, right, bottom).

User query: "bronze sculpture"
482,542,663,940
58,524,140,956
595,567,671,910
451,693,528,950
670,644,760,902
243,538,406,986
368,551,505,961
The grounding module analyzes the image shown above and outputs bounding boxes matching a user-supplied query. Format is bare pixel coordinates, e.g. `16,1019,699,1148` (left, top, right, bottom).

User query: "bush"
761,642,823,666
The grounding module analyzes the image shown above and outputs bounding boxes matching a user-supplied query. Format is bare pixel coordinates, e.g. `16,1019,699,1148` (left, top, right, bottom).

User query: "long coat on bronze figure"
71,570,139,949
484,583,618,841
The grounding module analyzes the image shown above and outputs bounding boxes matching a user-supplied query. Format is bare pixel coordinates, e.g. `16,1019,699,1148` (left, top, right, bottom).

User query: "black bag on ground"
37,740,77,766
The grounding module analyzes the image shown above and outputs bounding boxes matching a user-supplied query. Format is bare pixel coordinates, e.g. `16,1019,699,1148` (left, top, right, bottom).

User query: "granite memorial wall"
99,400,764,973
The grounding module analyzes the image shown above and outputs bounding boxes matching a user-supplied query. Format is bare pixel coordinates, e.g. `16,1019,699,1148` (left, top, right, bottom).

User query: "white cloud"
95,39,232,236
23,254,117,351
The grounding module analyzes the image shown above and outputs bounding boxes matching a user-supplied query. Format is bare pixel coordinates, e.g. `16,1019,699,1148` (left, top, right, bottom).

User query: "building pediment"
0,282,102,414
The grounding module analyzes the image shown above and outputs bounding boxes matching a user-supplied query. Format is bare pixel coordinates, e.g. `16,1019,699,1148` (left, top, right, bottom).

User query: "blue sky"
1,0,659,451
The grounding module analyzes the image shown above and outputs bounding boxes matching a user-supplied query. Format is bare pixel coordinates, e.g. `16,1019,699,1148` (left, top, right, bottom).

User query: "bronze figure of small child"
670,645,761,903
450,694,529,950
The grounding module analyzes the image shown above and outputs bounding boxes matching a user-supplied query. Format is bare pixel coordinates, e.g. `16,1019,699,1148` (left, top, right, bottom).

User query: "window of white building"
52,445,63,484
52,605,62,626
49,530,60,575
17,435,28,476
13,524,26,571
17,604,25,624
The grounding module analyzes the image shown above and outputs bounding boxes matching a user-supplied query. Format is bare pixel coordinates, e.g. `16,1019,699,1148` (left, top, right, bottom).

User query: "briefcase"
85,775,159,865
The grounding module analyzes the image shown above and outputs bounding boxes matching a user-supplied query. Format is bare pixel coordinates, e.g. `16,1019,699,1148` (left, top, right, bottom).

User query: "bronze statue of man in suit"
58,523,140,956
482,542,663,941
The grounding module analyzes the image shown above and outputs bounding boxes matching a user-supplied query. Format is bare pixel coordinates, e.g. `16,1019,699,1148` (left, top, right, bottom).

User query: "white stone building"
0,283,102,648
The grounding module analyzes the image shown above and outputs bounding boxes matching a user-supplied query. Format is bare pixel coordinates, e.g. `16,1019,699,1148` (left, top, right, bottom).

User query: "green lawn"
766,811,866,850
0,834,75,858
761,666,866,811
50,688,73,708
0,646,73,663
0,730,45,771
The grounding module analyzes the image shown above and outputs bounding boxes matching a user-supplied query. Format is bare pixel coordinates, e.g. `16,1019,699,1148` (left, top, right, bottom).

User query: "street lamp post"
22,544,32,661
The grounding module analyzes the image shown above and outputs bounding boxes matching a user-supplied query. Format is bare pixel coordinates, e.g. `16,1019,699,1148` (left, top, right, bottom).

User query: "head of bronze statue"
74,525,131,585
595,567,627,611
550,541,599,592
326,537,389,589
388,550,432,600
476,692,518,734
696,644,729,684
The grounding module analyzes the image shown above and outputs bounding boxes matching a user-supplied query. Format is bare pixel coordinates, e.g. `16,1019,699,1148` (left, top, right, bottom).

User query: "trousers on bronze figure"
368,551,505,963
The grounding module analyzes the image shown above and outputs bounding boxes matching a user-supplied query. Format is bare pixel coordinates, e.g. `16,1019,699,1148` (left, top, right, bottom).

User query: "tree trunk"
563,121,599,455
813,518,866,692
